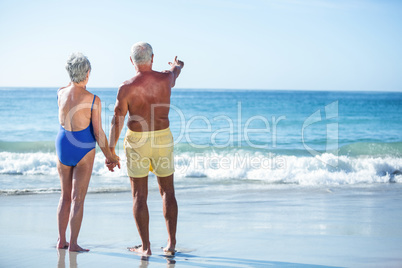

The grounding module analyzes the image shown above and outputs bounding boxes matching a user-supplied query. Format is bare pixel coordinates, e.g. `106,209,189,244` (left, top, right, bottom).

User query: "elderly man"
107,42,184,256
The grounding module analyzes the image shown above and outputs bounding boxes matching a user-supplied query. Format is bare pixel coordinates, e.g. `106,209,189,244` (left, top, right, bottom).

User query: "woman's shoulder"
58,82,72,91
82,90,101,110
79,88,95,100
57,85,71,103
84,90,99,103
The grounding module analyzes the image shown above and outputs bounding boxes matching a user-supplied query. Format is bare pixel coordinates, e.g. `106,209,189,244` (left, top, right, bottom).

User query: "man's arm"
109,85,128,154
168,56,184,88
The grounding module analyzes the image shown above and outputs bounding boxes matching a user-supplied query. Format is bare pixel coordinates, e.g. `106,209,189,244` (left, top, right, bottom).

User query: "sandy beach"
1,183,401,267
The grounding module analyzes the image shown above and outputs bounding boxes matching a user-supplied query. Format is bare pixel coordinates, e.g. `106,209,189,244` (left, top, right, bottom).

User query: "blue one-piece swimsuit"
55,95,97,166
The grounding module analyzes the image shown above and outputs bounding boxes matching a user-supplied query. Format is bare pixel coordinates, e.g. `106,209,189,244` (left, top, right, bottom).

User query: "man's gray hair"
65,52,91,83
131,42,153,65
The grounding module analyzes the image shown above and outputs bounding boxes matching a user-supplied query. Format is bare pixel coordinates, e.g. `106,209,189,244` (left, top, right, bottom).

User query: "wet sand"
1,184,402,267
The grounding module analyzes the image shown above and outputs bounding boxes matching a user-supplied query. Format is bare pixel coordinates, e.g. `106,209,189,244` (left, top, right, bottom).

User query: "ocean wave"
0,140,56,153
3,140,401,157
0,187,131,196
0,147,401,188
338,142,402,157
0,152,58,176
0,188,61,195
174,151,402,185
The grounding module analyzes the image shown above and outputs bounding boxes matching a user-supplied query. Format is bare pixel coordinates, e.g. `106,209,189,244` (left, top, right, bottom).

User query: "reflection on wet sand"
56,249,79,268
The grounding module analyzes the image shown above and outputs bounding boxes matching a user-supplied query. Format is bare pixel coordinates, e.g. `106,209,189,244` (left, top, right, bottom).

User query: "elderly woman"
55,52,119,252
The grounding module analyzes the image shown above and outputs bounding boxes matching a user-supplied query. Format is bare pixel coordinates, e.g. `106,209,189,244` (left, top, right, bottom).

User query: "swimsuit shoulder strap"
91,95,96,112
89,95,96,123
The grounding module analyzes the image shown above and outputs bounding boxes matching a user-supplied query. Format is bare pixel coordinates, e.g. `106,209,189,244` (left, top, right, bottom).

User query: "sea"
0,88,401,195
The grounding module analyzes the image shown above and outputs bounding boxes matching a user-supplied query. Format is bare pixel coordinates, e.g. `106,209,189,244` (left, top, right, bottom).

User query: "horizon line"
0,86,401,93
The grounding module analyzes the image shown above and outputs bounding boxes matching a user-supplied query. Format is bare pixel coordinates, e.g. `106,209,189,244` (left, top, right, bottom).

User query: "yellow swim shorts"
124,127,174,178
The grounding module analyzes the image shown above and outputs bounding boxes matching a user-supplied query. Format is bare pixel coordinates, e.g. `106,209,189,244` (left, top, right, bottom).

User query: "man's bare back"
110,55,183,141
120,70,173,132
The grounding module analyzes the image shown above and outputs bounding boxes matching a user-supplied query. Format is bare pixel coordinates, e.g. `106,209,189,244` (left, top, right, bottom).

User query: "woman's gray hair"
131,42,153,65
65,52,91,83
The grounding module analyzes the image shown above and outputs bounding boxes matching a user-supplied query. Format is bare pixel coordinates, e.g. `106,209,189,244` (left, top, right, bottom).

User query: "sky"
0,0,401,91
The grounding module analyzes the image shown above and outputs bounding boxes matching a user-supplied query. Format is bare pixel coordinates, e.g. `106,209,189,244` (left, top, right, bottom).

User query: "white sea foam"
0,150,401,188
0,152,58,176
174,151,402,185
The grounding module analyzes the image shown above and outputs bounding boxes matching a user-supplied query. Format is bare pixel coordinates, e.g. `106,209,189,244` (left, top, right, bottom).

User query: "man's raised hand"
169,56,184,68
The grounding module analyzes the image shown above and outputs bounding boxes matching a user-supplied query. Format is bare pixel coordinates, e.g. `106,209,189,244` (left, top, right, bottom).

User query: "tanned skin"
108,54,183,256
57,73,119,252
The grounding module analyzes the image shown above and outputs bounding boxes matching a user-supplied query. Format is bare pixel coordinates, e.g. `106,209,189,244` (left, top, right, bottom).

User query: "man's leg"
157,173,178,254
57,161,73,249
130,176,152,255
69,149,95,252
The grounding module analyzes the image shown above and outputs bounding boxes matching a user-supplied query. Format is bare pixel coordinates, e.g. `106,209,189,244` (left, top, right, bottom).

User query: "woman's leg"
68,149,95,252
57,161,73,249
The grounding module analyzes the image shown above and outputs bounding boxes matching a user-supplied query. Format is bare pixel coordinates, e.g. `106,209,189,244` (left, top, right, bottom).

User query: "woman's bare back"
58,84,94,131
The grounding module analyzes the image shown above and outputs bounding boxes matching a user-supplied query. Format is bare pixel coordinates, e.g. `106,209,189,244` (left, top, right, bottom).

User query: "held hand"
168,56,184,69
105,158,114,171
105,160,119,172
105,154,121,172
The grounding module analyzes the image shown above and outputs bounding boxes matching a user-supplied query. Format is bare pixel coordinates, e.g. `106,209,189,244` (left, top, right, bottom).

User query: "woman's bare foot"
68,244,89,252
128,245,152,256
57,238,69,249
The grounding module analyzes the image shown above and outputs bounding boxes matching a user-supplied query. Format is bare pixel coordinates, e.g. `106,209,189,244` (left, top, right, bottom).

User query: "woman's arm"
91,96,120,170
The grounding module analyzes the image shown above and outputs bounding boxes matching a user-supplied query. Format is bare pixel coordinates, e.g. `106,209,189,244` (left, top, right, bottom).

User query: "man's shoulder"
119,77,137,90
152,70,174,85
115,81,133,100
155,70,174,78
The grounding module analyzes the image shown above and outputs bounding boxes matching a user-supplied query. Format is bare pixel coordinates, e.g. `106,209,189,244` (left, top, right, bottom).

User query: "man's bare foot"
162,246,176,256
57,238,69,249
128,245,152,256
68,244,89,252
163,239,176,255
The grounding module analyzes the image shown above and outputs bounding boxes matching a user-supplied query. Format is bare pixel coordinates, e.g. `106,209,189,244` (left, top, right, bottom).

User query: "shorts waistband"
126,127,171,138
